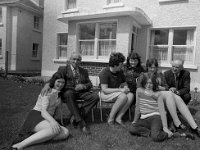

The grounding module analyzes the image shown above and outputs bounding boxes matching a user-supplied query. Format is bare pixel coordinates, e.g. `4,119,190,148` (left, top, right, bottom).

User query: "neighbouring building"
0,0,43,72
42,0,200,91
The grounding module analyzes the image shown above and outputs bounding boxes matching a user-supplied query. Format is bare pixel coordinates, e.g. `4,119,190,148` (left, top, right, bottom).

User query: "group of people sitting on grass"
11,51,200,149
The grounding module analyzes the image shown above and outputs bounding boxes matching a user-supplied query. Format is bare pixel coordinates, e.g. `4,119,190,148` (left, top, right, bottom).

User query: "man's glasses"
72,58,81,61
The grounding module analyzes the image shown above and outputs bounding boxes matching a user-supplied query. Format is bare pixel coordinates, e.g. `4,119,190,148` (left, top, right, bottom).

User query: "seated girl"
140,58,200,137
129,73,173,142
12,72,69,150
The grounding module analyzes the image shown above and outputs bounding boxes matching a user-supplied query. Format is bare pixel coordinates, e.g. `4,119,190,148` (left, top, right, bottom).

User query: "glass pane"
80,41,94,56
59,34,68,45
153,30,169,45
172,46,193,62
150,46,168,61
98,40,116,56
173,30,187,45
99,22,117,39
67,0,76,9
59,46,67,57
79,23,95,40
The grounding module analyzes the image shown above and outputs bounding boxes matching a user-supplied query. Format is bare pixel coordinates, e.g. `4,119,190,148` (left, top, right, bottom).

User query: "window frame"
148,26,197,69
57,33,68,59
32,43,39,59
33,16,40,30
0,7,2,24
76,20,118,62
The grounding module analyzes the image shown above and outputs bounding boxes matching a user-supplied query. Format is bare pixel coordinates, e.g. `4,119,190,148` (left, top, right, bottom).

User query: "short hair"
70,52,82,61
146,58,158,70
109,52,125,67
126,52,142,68
140,73,158,91
49,72,65,90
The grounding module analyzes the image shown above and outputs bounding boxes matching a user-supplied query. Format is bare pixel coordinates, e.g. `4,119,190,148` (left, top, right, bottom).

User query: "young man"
164,59,191,105
41,52,99,135
99,52,134,127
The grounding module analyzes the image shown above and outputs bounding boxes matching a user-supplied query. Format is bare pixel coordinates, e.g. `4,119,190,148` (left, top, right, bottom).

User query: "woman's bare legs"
161,91,182,127
173,94,198,129
108,93,127,123
115,92,134,123
12,120,69,150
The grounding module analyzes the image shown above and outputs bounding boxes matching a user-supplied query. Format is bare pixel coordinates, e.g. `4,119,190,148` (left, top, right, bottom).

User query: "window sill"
31,58,40,61
32,28,42,33
53,58,68,63
103,2,124,9
0,23,3,27
82,57,109,63
160,63,198,70
62,8,79,14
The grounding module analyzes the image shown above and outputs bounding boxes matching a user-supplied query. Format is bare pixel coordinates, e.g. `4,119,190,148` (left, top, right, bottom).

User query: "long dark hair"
146,58,158,71
140,73,158,91
126,52,142,68
109,52,125,67
49,72,65,95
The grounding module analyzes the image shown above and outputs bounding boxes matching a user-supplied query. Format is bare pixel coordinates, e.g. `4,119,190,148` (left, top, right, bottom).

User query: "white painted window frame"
32,43,39,59
148,26,197,69
33,16,40,30
76,19,118,62
57,33,68,59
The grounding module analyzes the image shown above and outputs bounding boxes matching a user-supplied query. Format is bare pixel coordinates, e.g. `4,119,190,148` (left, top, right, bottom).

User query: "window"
131,26,138,53
78,21,117,59
57,33,68,58
65,0,76,9
149,28,195,65
0,39,2,55
107,0,121,5
0,7,2,23
33,16,39,30
32,43,39,58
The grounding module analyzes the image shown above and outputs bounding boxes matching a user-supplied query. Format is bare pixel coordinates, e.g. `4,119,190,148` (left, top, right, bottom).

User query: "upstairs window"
66,0,76,10
57,33,68,58
33,16,40,30
78,21,117,59
149,28,195,65
32,43,39,58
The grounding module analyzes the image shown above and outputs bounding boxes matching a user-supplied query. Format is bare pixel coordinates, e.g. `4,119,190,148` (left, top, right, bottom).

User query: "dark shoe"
190,127,200,137
115,120,126,128
175,123,187,132
81,126,91,135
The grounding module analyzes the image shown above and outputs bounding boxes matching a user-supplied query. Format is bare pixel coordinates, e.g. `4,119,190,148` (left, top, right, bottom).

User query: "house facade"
42,0,200,91
0,0,43,72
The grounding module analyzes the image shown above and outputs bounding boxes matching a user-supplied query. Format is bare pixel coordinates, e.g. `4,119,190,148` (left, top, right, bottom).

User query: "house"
0,0,43,72
41,0,200,91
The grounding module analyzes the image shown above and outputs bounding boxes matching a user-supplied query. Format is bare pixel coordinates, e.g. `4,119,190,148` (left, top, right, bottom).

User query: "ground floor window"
149,27,195,65
78,21,117,59
0,39,2,55
32,43,39,58
57,33,68,58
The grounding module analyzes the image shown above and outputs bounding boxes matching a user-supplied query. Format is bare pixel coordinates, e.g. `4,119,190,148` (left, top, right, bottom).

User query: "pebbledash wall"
42,0,200,91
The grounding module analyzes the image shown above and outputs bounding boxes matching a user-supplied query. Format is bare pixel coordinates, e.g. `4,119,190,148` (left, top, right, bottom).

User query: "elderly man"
42,52,99,134
164,59,191,105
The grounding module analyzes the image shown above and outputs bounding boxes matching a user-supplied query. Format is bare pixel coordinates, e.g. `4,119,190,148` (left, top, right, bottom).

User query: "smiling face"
145,78,153,90
129,59,139,68
171,60,183,75
54,78,65,91
147,64,157,73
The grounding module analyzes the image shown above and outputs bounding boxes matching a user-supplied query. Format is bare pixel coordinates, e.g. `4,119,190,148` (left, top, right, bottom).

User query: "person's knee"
63,127,70,139
182,93,191,105
118,93,128,102
151,132,168,142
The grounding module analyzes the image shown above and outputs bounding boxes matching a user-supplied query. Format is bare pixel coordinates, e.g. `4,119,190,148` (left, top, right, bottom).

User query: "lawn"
1,78,200,150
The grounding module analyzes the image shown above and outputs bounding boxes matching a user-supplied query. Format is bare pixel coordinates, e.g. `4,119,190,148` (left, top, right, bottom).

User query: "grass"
1,78,200,150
